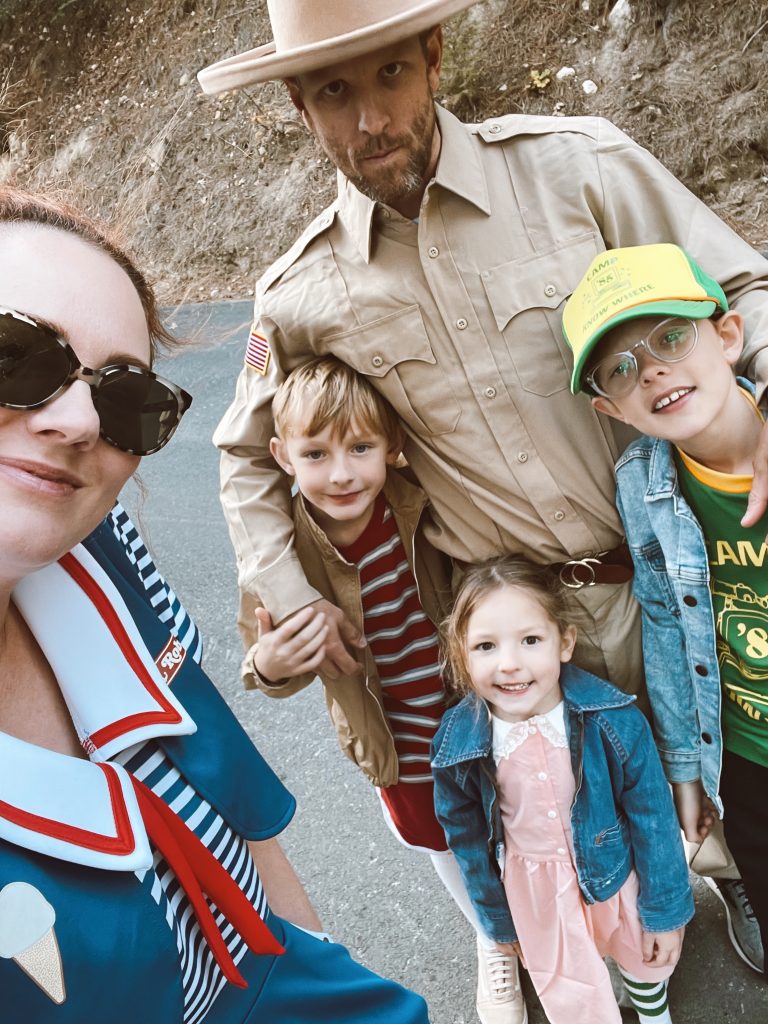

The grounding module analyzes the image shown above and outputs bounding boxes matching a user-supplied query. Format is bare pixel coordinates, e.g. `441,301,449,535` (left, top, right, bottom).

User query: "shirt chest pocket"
322,304,461,437
482,232,601,397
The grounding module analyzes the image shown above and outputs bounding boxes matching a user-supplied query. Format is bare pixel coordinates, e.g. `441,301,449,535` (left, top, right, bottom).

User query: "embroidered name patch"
155,636,186,685
245,325,271,375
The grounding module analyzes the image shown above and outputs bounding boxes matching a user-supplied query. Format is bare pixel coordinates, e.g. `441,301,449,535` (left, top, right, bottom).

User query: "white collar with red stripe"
0,543,197,872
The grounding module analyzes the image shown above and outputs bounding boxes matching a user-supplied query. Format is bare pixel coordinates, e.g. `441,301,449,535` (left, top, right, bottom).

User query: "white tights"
429,849,497,950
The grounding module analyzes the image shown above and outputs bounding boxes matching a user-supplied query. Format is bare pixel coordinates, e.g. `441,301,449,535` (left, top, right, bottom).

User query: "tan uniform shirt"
215,107,768,626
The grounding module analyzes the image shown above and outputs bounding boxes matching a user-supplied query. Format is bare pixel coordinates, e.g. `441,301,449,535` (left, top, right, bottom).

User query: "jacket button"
544,283,557,298
683,595,697,607
371,354,384,368
489,123,502,134
428,246,439,258
701,732,713,744
695,664,708,676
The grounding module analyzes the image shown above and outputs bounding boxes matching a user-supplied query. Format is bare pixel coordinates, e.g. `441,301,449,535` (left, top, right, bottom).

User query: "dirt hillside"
1,0,767,305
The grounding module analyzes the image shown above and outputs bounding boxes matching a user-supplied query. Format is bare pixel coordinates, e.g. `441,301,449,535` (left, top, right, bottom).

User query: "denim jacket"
431,665,693,944
612,385,757,814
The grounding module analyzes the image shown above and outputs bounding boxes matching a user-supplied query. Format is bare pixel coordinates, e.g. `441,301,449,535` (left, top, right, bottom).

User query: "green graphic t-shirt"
676,443,768,767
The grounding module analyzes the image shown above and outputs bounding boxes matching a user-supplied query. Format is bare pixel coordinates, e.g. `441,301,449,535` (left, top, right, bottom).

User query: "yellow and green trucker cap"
563,243,728,394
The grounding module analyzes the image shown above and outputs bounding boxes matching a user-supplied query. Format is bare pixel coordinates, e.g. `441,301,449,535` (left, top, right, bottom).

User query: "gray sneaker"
706,877,764,972
605,957,632,1008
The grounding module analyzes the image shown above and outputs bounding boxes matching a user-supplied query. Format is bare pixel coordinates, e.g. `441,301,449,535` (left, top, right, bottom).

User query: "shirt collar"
0,542,197,871
337,104,491,263
491,703,567,761
12,545,196,761
432,104,491,214
0,734,153,871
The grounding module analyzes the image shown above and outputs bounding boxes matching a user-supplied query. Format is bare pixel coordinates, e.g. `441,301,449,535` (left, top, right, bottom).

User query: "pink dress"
492,704,674,1024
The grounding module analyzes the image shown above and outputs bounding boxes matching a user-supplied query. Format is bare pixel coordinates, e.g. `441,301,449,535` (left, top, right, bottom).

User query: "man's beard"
345,99,436,208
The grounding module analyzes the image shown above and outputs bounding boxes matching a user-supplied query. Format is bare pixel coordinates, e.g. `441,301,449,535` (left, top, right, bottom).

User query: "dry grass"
1,0,767,298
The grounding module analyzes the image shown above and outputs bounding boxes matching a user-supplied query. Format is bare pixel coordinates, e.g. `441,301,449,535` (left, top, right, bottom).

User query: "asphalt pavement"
119,299,768,1023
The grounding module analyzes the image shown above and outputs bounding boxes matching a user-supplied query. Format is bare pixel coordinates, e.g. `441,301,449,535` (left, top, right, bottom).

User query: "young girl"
431,557,694,1024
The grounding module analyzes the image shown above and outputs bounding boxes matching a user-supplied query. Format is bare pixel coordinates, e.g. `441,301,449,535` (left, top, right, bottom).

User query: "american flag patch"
245,325,271,375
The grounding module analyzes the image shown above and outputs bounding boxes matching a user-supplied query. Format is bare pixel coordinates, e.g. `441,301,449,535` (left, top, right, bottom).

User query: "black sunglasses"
0,307,192,455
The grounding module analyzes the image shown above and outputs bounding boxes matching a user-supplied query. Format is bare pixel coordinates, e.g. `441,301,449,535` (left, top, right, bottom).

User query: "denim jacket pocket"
631,540,679,613
594,816,627,847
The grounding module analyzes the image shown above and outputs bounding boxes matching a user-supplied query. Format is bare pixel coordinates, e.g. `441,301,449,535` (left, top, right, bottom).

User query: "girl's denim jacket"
612,384,758,815
431,665,693,944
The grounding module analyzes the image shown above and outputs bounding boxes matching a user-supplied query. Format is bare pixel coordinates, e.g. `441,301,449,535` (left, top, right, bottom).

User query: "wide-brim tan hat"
198,0,483,95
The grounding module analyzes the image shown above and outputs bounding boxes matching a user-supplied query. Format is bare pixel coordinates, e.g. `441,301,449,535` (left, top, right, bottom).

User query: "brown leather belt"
550,542,633,589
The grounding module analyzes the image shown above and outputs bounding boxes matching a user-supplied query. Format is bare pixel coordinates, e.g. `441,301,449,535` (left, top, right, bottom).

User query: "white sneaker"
476,939,528,1024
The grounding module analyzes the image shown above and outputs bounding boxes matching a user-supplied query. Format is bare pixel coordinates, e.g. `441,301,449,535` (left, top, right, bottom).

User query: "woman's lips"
0,457,84,496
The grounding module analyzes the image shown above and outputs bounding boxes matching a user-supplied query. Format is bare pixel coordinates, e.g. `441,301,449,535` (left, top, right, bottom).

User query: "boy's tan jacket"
239,468,454,787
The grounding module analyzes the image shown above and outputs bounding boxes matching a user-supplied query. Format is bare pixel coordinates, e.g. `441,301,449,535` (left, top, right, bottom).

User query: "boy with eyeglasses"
562,242,767,979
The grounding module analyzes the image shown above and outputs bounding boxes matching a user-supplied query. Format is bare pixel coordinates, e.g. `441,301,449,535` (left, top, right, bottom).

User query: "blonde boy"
240,356,527,1021
563,243,765,975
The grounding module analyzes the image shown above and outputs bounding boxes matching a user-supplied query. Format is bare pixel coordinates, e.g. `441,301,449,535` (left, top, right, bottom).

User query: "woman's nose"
26,379,101,448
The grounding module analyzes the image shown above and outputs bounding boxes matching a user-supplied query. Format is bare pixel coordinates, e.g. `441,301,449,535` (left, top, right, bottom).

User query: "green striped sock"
617,970,672,1024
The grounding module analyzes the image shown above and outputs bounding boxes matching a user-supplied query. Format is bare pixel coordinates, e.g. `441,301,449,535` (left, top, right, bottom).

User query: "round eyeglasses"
584,317,699,399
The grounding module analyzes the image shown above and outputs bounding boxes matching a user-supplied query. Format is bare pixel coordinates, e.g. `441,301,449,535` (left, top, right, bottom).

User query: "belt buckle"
559,556,601,589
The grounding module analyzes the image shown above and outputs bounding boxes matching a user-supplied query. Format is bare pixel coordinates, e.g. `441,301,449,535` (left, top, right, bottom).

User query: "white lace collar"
491,702,567,762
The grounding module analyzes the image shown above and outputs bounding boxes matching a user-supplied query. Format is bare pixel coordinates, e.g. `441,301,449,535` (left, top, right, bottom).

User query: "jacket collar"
561,663,636,712
0,542,197,872
431,664,634,768
382,465,429,519
337,104,492,263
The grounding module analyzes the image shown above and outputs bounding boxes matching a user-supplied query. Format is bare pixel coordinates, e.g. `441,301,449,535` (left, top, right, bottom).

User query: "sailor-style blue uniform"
0,508,429,1023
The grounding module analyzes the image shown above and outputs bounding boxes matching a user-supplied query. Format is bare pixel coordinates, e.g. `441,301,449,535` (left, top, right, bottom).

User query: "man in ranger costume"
0,188,429,1023
198,0,768,1011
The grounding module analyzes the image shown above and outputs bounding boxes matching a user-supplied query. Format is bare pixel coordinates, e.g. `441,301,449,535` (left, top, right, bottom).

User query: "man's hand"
742,417,768,527
672,779,716,843
304,598,366,679
252,605,329,683
641,926,685,967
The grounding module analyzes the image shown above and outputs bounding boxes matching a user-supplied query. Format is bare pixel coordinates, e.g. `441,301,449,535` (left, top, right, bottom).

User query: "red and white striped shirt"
339,495,448,850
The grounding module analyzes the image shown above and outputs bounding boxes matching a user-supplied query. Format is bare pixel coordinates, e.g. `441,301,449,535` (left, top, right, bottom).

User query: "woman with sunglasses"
0,188,429,1024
